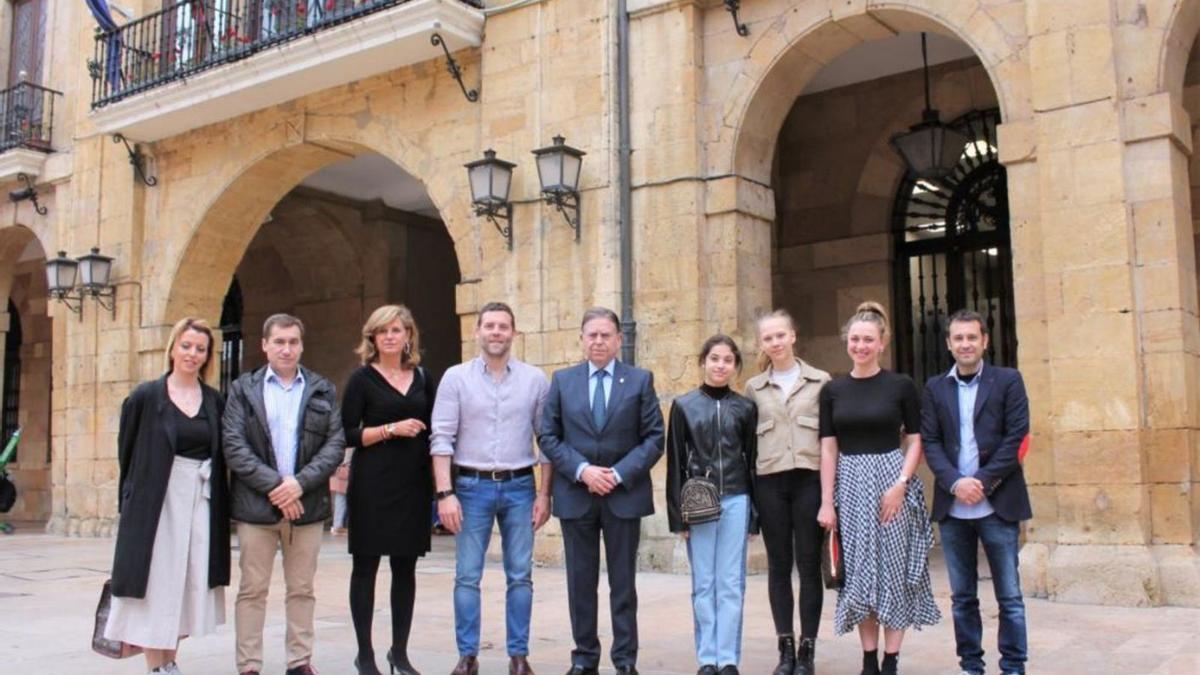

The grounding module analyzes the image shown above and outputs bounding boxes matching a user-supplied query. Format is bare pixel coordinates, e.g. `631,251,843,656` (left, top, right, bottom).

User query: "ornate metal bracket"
113,134,158,187
724,0,749,37
475,201,513,252
475,202,513,250
544,191,580,242
431,33,479,103
10,173,47,215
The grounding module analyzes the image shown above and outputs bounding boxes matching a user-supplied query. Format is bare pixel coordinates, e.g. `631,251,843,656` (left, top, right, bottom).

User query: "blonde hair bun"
856,301,887,321
842,301,890,342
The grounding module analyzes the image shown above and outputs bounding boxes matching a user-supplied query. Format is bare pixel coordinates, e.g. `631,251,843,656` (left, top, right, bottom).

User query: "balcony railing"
89,0,485,109
0,81,60,153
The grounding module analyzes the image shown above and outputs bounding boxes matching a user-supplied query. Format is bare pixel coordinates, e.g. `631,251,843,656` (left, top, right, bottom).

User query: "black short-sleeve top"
171,403,212,460
818,369,920,455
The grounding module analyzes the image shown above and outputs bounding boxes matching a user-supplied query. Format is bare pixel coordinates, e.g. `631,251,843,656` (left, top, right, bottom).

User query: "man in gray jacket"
223,314,345,675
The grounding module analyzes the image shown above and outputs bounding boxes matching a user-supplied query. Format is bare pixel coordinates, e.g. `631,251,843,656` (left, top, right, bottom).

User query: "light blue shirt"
949,364,994,519
429,356,550,470
587,359,615,408
576,360,622,484
264,366,306,478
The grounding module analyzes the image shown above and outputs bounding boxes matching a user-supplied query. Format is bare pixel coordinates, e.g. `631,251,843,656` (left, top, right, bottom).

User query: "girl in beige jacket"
745,310,831,675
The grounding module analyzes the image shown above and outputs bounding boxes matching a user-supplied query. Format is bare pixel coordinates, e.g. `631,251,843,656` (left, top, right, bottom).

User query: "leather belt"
457,465,535,481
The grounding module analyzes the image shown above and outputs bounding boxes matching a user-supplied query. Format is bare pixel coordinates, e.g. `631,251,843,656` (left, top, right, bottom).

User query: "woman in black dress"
342,304,436,675
816,302,939,675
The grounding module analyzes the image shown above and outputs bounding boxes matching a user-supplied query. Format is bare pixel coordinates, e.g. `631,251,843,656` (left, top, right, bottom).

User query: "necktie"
592,369,608,429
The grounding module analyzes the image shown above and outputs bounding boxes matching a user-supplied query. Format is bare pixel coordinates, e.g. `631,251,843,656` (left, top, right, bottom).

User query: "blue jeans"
454,473,536,657
939,514,1028,674
332,491,348,529
686,493,750,668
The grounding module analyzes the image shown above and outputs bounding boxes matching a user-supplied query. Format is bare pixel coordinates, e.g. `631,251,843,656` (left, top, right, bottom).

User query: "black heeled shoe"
355,653,383,675
387,648,421,675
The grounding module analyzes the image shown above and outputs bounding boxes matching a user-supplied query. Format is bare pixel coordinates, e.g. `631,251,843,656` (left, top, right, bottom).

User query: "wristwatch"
435,489,456,501
896,474,909,485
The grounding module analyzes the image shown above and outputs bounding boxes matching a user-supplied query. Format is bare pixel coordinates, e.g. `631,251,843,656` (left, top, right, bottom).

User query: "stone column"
1017,2,1200,606
47,134,147,536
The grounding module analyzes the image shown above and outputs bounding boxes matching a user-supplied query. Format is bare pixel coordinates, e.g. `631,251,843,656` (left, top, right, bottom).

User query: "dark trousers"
756,469,824,638
940,514,1028,674
560,498,641,669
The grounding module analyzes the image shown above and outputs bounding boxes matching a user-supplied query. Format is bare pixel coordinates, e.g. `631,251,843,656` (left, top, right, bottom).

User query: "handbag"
679,442,721,526
821,527,845,590
92,580,143,659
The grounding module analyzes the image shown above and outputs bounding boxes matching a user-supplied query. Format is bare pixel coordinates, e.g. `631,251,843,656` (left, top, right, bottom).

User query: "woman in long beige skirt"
104,317,231,674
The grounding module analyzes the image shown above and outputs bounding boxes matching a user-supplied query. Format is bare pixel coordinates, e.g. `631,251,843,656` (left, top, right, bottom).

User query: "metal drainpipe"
617,0,636,364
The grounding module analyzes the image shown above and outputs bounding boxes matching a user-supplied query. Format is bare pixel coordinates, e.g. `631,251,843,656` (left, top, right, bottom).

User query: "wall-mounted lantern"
889,33,970,180
465,149,516,250
45,247,116,319
532,135,585,241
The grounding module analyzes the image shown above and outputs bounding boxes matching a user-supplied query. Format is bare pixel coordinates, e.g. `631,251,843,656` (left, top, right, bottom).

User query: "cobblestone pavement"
0,531,1197,674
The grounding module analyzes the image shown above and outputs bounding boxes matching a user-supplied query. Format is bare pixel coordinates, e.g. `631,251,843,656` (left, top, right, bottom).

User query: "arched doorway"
164,146,462,393
765,31,1011,377
0,225,52,525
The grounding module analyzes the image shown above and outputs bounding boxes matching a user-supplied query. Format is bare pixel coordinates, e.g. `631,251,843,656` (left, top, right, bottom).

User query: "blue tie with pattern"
592,369,608,429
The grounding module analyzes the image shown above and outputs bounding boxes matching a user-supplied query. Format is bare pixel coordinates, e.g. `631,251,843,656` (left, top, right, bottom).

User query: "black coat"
921,364,1032,523
111,376,231,598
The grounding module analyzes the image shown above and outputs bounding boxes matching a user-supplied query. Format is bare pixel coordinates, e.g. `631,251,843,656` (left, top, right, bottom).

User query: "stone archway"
148,127,473,387
0,224,53,526
692,1,1034,358
767,52,1003,374
1161,0,1200,100
713,2,1028,186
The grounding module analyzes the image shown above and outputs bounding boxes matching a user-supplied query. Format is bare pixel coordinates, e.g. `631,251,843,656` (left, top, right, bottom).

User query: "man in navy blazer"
921,309,1031,675
539,307,665,675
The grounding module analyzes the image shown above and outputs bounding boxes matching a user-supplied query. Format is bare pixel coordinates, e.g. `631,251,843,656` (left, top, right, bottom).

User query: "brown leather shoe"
450,656,478,675
509,656,535,675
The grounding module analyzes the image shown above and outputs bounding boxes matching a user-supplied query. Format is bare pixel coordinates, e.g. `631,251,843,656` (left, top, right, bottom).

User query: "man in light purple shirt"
430,302,551,675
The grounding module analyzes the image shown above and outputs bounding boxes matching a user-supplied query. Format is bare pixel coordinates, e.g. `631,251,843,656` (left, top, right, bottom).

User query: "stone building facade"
3,0,1199,607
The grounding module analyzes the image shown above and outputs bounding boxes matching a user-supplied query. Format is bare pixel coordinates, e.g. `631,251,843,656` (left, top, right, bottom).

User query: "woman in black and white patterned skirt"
816,302,939,675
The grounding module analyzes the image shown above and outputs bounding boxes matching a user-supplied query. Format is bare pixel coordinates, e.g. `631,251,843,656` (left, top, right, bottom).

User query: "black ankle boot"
794,637,815,675
772,636,796,675
860,649,879,675
880,652,899,675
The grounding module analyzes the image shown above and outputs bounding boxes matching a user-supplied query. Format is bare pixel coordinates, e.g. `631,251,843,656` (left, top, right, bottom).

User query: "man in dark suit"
921,309,1031,675
539,307,665,675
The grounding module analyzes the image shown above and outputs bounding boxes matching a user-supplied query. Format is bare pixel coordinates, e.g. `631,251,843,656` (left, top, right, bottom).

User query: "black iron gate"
219,277,243,396
892,108,1017,385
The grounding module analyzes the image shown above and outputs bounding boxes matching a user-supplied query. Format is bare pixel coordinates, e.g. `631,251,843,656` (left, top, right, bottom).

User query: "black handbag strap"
684,441,710,480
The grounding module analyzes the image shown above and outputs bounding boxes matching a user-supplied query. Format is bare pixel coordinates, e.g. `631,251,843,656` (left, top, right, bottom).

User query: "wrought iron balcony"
89,0,485,111
0,81,60,153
